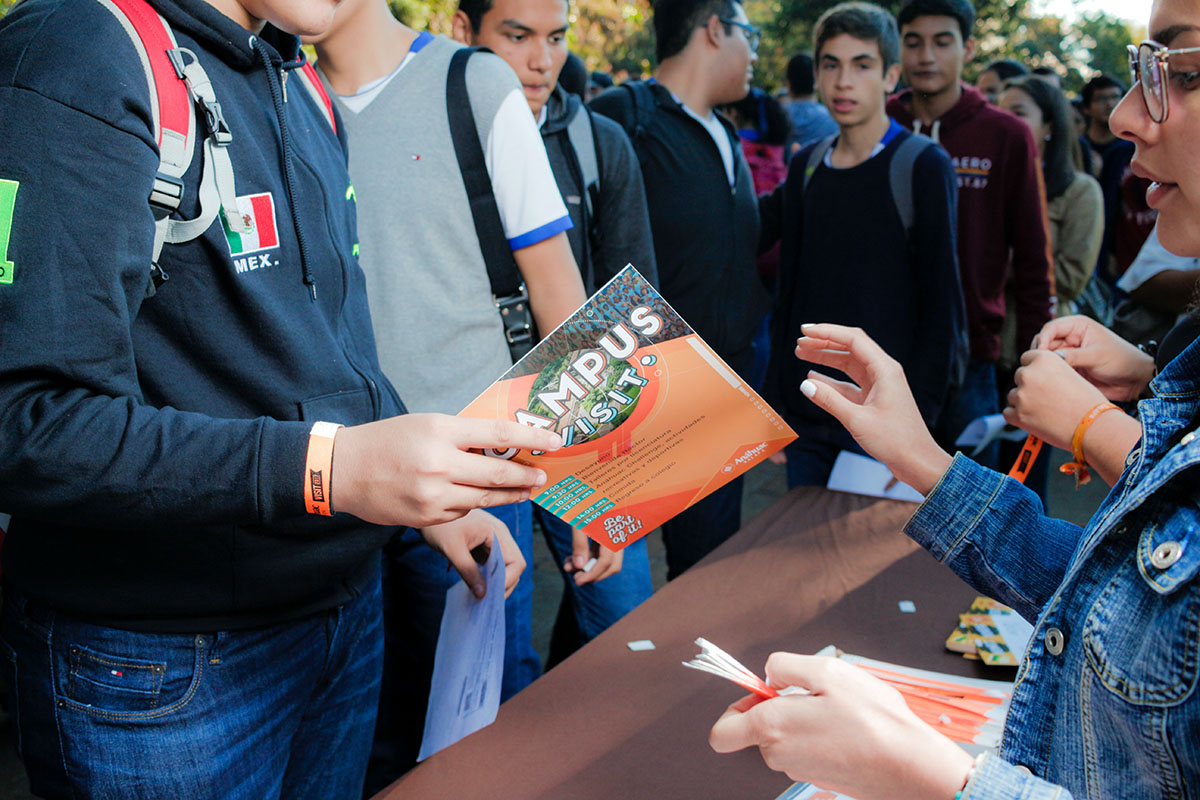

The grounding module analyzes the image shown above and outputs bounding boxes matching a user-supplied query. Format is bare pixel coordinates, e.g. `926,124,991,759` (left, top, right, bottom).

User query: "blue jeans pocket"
59,634,206,720
67,645,166,712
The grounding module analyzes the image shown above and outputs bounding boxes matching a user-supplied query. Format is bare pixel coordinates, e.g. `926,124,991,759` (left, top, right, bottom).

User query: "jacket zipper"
253,39,318,301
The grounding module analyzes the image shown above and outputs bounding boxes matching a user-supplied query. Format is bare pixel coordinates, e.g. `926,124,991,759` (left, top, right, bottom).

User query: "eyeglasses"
717,17,761,53
1127,39,1200,122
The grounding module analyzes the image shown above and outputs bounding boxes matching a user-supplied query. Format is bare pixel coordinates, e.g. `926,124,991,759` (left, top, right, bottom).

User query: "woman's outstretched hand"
794,324,951,495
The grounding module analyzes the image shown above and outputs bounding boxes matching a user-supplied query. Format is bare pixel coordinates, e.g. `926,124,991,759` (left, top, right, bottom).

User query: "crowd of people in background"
0,0,1186,796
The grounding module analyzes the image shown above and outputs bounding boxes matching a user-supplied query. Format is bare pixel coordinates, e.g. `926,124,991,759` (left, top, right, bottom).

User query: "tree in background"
0,0,1138,94
749,0,1136,93
387,0,655,78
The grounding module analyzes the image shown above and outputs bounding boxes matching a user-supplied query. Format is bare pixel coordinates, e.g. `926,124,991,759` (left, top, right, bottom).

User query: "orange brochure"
459,266,796,552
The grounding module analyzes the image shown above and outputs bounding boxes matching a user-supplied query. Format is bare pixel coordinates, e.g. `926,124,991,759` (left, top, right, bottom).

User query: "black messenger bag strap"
446,46,535,363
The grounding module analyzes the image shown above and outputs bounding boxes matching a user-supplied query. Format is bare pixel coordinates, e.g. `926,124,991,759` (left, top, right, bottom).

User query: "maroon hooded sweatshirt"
888,84,1052,363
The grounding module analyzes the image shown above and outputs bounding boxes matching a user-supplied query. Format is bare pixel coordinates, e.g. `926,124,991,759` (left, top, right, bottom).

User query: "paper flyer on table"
417,538,505,762
459,265,797,552
826,451,923,503
775,785,857,800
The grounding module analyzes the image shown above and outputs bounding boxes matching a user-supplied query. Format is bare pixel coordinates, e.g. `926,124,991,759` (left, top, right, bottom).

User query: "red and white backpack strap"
295,60,338,135
93,0,245,292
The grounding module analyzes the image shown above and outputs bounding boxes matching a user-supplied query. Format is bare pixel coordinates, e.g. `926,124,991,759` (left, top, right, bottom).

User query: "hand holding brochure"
459,266,796,551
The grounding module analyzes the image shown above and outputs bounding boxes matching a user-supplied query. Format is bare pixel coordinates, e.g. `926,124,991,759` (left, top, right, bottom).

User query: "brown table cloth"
377,485,1008,800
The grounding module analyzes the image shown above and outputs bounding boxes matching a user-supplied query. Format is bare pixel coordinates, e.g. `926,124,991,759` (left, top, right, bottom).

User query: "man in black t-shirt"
760,1,965,488
591,0,768,579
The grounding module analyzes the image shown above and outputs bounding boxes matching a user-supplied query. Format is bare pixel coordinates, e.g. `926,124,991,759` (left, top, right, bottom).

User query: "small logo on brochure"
733,442,768,466
223,192,281,274
602,513,644,545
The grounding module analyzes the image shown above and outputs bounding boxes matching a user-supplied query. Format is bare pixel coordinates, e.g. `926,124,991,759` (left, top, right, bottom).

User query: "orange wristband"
305,421,342,516
1007,434,1044,484
1059,402,1119,488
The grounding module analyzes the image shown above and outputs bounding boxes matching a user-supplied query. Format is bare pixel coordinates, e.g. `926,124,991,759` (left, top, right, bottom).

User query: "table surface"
377,486,1010,800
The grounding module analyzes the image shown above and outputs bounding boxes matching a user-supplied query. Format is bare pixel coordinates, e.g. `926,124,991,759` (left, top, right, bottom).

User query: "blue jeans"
533,506,653,646
1,573,383,800
365,502,538,794
934,359,999,470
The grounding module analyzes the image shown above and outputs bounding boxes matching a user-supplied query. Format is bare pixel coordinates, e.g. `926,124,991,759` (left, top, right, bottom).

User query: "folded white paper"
417,537,506,761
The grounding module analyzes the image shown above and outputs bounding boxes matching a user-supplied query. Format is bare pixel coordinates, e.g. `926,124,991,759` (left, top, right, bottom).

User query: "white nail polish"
800,380,817,398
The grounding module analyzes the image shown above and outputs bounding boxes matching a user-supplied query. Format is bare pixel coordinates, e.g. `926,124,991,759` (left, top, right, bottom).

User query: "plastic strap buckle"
167,48,233,146
149,173,184,218
495,285,533,346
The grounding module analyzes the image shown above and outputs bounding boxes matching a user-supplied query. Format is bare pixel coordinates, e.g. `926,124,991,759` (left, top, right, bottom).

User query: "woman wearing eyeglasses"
707,2,1200,799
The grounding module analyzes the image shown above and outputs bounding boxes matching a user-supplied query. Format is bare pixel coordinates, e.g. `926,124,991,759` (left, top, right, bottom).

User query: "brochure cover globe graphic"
527,349,643,444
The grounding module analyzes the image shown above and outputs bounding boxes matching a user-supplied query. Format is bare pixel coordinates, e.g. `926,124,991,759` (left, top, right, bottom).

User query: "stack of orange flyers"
682,638,781,699
688,643,1011,750
459,266,796,552
823,648,1011,748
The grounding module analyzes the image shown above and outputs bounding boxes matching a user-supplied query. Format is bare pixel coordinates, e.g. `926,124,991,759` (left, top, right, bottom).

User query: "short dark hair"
896,0,975,41
787,53,816,96
982,58,1028,82
457,0,494,32
652,0,739,63
1031,65,1058,78
814,2,900,71
458,0,570,32
590,71,614,89
1081,73,1126,106
1003,76,1075,199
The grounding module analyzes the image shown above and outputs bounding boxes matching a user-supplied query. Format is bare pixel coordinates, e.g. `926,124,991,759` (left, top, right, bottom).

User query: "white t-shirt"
333,32,569,251
681,105,735,185
1118,223,1200,293
665,90,735,186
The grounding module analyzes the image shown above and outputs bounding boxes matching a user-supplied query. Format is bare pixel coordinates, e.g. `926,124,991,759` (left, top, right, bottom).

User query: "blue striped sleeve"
507,214,573,251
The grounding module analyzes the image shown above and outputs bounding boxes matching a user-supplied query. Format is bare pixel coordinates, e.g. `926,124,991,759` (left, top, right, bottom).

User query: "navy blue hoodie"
0,0,404,631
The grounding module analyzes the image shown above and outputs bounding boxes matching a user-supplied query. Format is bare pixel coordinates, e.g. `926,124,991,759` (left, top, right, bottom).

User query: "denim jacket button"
1150,541,1184,569
1045,627,1065,655
1015,765,1033,776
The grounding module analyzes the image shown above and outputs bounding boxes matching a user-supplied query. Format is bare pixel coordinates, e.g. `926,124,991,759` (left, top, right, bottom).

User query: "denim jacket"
905,337,1200,799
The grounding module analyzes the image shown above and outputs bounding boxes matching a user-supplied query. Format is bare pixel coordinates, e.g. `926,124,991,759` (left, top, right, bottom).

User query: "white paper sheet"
825,451,924,503
955,414,1027,456
417,537,506,761
988,608,1035,659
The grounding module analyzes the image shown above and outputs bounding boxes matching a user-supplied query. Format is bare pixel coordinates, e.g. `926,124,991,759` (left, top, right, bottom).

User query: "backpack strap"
93,0,245,296
294,61,338,135
888,133,938,234
801,134,837,193
446,47,534,361
566,104,599,224
618,80,658,148
95,0,195,292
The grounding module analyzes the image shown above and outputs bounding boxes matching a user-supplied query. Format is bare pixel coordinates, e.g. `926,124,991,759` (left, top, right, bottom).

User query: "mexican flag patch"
222,192,280,256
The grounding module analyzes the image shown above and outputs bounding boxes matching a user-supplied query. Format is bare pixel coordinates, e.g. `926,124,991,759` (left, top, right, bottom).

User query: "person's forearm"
1081,409,1142,486
514,232,588,333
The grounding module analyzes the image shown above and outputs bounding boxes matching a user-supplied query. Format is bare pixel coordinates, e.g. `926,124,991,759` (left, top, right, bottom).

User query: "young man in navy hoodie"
886,0,1052,468
761,0,964,487
0,0,560,797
